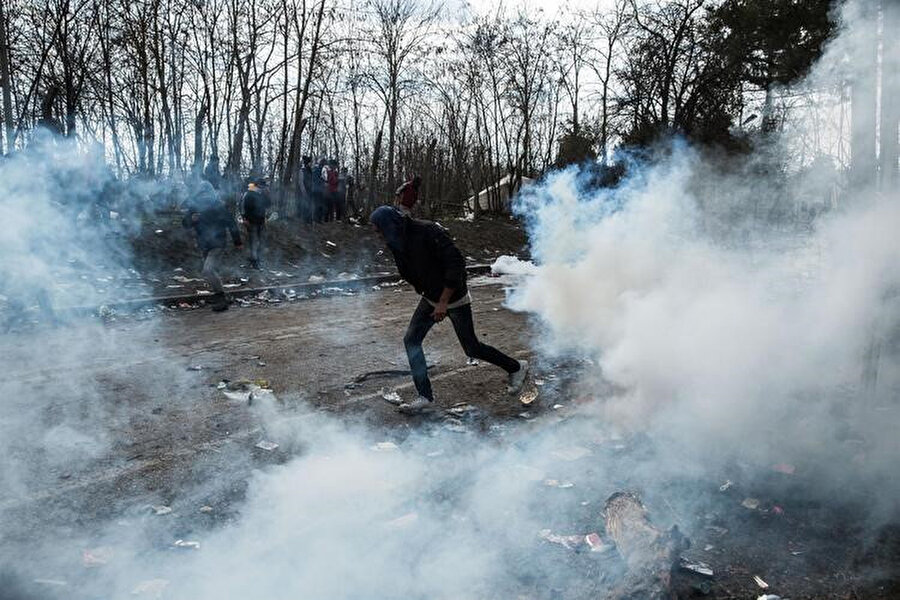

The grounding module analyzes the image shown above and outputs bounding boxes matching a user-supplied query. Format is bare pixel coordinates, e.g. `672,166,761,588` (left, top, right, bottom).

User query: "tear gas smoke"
1,0,898,597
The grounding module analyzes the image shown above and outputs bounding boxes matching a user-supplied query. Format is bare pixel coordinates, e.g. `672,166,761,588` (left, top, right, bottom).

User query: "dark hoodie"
370,206,467,303
183,181,242,251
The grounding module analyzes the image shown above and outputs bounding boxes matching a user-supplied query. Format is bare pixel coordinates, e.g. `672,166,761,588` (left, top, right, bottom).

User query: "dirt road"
2,279,898,599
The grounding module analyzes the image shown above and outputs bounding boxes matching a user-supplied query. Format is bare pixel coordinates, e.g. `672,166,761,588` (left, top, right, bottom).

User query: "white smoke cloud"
504,144,900,506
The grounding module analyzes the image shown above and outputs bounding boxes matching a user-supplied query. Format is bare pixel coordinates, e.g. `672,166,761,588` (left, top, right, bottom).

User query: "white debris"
742,497,761,510
151,505,172,516
372,441,399,452
380,390,402,405
753,575,769,589
173,539,200,550
255,440,279,451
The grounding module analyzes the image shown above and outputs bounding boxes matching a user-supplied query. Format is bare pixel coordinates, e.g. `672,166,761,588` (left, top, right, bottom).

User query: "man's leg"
202,247,227,310
257,223,266,264
403,297,437,401
448,303,520,373
247,225,259,264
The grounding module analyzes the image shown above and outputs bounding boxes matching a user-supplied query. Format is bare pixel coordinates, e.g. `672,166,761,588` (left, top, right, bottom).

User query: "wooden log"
604,492,688,600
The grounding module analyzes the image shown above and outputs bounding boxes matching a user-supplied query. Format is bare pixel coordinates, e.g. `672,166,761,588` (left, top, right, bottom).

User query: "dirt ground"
2,279,899,599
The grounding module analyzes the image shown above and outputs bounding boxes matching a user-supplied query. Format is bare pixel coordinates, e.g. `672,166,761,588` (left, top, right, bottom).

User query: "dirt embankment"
129,213,529,298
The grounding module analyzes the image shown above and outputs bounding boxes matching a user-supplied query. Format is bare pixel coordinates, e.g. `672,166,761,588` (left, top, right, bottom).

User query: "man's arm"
432,285,454,322
431,227,465,321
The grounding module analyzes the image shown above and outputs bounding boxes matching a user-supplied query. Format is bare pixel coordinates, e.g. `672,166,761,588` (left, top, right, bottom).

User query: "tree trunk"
880,0,899,191
849,1,878,191
0,0,14,153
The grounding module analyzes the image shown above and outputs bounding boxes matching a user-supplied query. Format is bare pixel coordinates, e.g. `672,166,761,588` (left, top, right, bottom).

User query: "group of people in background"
297,155,356,224
181,153,422,313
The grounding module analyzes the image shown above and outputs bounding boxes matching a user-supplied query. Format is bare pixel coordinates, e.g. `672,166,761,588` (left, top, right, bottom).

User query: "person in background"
203,154,222,191
298,155,314,223
183,180,242,311
395,175,421,215
326,159,341,221
369,205,528,413
312,158,327,223
344,169,356,219
239,177,271,269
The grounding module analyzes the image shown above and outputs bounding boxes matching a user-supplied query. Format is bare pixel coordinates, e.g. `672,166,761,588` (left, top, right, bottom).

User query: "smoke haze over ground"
1,1,899,599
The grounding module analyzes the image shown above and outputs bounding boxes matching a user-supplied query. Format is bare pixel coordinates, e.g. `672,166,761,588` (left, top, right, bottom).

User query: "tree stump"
604,492,688,599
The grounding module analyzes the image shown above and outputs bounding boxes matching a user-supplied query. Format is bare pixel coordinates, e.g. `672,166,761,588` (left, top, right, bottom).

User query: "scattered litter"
790,550,804,556
308,275,325,283
257,361,267,367
680,557,714,578
538,529,585,550
443,418,469,434
772,505,785,516
518,411,534,419
704,544,714,551
131,579,169,597
151,505,172,516
584,532,614,553
519,387,538,405
742,498,761,510
222,283,242,289
772,463,795,475
753,575,769,589
534,378,545,386
552,404,564,410
199,506,214,513
551,446,592,462
466,358,479,365
372,441,398,452
187,365,203,371
216,381,227,390
543,479,575,489
255,440,279,451
447,403,478,416
173,539,200,550
83,546,114,568
719,480,733,492
326,240,337,247
757,596,781,600
154,230,164,234
222,382,277,405
172,275,205,283
380,390,402,405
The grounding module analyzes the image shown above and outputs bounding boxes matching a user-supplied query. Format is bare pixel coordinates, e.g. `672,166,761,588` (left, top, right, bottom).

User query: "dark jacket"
183,186,241,252
240,189,270,224
392,218,467,304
